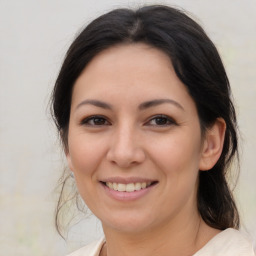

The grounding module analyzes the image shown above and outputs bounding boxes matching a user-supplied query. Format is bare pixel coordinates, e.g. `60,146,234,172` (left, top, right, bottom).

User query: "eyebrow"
76,99,113,110
138,99,184,111
76,98,184,111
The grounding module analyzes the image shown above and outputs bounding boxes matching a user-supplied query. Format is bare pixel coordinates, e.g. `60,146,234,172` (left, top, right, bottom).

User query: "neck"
101,210,220,256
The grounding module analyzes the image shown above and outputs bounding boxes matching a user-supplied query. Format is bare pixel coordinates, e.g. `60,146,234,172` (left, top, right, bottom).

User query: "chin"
100,213,157,234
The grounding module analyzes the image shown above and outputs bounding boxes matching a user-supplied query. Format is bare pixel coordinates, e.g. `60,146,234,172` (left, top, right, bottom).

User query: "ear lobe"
199,118,226,171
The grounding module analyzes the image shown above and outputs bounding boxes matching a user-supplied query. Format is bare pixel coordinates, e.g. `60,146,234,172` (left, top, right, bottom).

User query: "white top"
67,228,255,256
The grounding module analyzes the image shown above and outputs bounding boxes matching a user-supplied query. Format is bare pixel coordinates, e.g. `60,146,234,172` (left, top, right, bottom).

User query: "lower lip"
100,183,156,201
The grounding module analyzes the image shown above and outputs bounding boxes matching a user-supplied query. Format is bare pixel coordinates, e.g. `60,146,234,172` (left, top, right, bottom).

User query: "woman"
51,5,255,256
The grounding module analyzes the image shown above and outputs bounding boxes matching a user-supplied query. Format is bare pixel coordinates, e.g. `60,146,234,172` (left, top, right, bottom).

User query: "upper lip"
100,176,157,184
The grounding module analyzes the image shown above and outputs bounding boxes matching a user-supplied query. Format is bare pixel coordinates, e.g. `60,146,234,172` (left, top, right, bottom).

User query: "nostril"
106,146,146,168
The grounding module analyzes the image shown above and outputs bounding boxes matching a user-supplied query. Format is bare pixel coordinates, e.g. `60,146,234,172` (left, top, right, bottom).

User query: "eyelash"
80,115,110,126
80,114,177,127
145,115,177,127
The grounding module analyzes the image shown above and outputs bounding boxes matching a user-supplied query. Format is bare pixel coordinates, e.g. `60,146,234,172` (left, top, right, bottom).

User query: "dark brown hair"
51,5,240,237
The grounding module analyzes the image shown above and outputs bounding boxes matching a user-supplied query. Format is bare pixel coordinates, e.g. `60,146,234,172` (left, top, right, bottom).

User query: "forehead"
71,43,195,112
79,43,173,84
87,43,172,70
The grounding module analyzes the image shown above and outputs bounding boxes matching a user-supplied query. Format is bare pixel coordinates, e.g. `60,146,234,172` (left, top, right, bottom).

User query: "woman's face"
67,43,207,234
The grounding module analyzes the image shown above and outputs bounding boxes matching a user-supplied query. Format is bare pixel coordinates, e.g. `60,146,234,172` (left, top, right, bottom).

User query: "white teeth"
105,182,152,192
135,182,141,191
117,183,126,192
113,183,118,190
106,182,113,189
126,183,135,192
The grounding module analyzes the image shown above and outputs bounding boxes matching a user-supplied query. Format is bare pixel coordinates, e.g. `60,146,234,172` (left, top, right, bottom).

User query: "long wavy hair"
51,5,240,237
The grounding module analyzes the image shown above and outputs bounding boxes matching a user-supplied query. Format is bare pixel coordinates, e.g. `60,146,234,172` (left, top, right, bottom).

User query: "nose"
106,125,146,168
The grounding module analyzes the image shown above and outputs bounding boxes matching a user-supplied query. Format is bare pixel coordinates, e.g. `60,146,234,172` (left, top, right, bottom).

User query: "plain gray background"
0,0,255,255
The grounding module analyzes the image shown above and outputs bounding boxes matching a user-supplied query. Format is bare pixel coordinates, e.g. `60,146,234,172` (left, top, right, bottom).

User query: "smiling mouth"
101,181,158,192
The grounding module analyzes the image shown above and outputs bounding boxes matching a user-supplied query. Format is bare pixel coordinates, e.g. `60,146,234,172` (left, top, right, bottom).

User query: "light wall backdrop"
0,0,255,255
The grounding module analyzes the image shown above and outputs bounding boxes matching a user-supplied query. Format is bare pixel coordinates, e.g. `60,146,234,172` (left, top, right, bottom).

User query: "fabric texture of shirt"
66,228,255,256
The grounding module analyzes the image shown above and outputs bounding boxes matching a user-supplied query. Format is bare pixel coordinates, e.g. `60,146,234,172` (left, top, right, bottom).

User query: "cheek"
149,132,202,170
150,135,201,205
147,130,202,198
67,134,108,209
68,132,107,176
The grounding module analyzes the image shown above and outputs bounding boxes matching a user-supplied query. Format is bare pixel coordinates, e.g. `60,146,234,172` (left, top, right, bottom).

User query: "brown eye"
154,117,169,125
146,115,176,126
92,117,107,125
81,115,110,126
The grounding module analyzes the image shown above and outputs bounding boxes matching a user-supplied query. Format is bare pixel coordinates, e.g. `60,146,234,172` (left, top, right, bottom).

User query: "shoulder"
66,238,105,256
194,228,255,256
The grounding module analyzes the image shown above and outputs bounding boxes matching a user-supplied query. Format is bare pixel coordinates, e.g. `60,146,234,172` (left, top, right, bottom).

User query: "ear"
199,118,226,171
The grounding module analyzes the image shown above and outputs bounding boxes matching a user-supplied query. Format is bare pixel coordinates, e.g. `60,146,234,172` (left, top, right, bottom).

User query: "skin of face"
66,43,225,243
